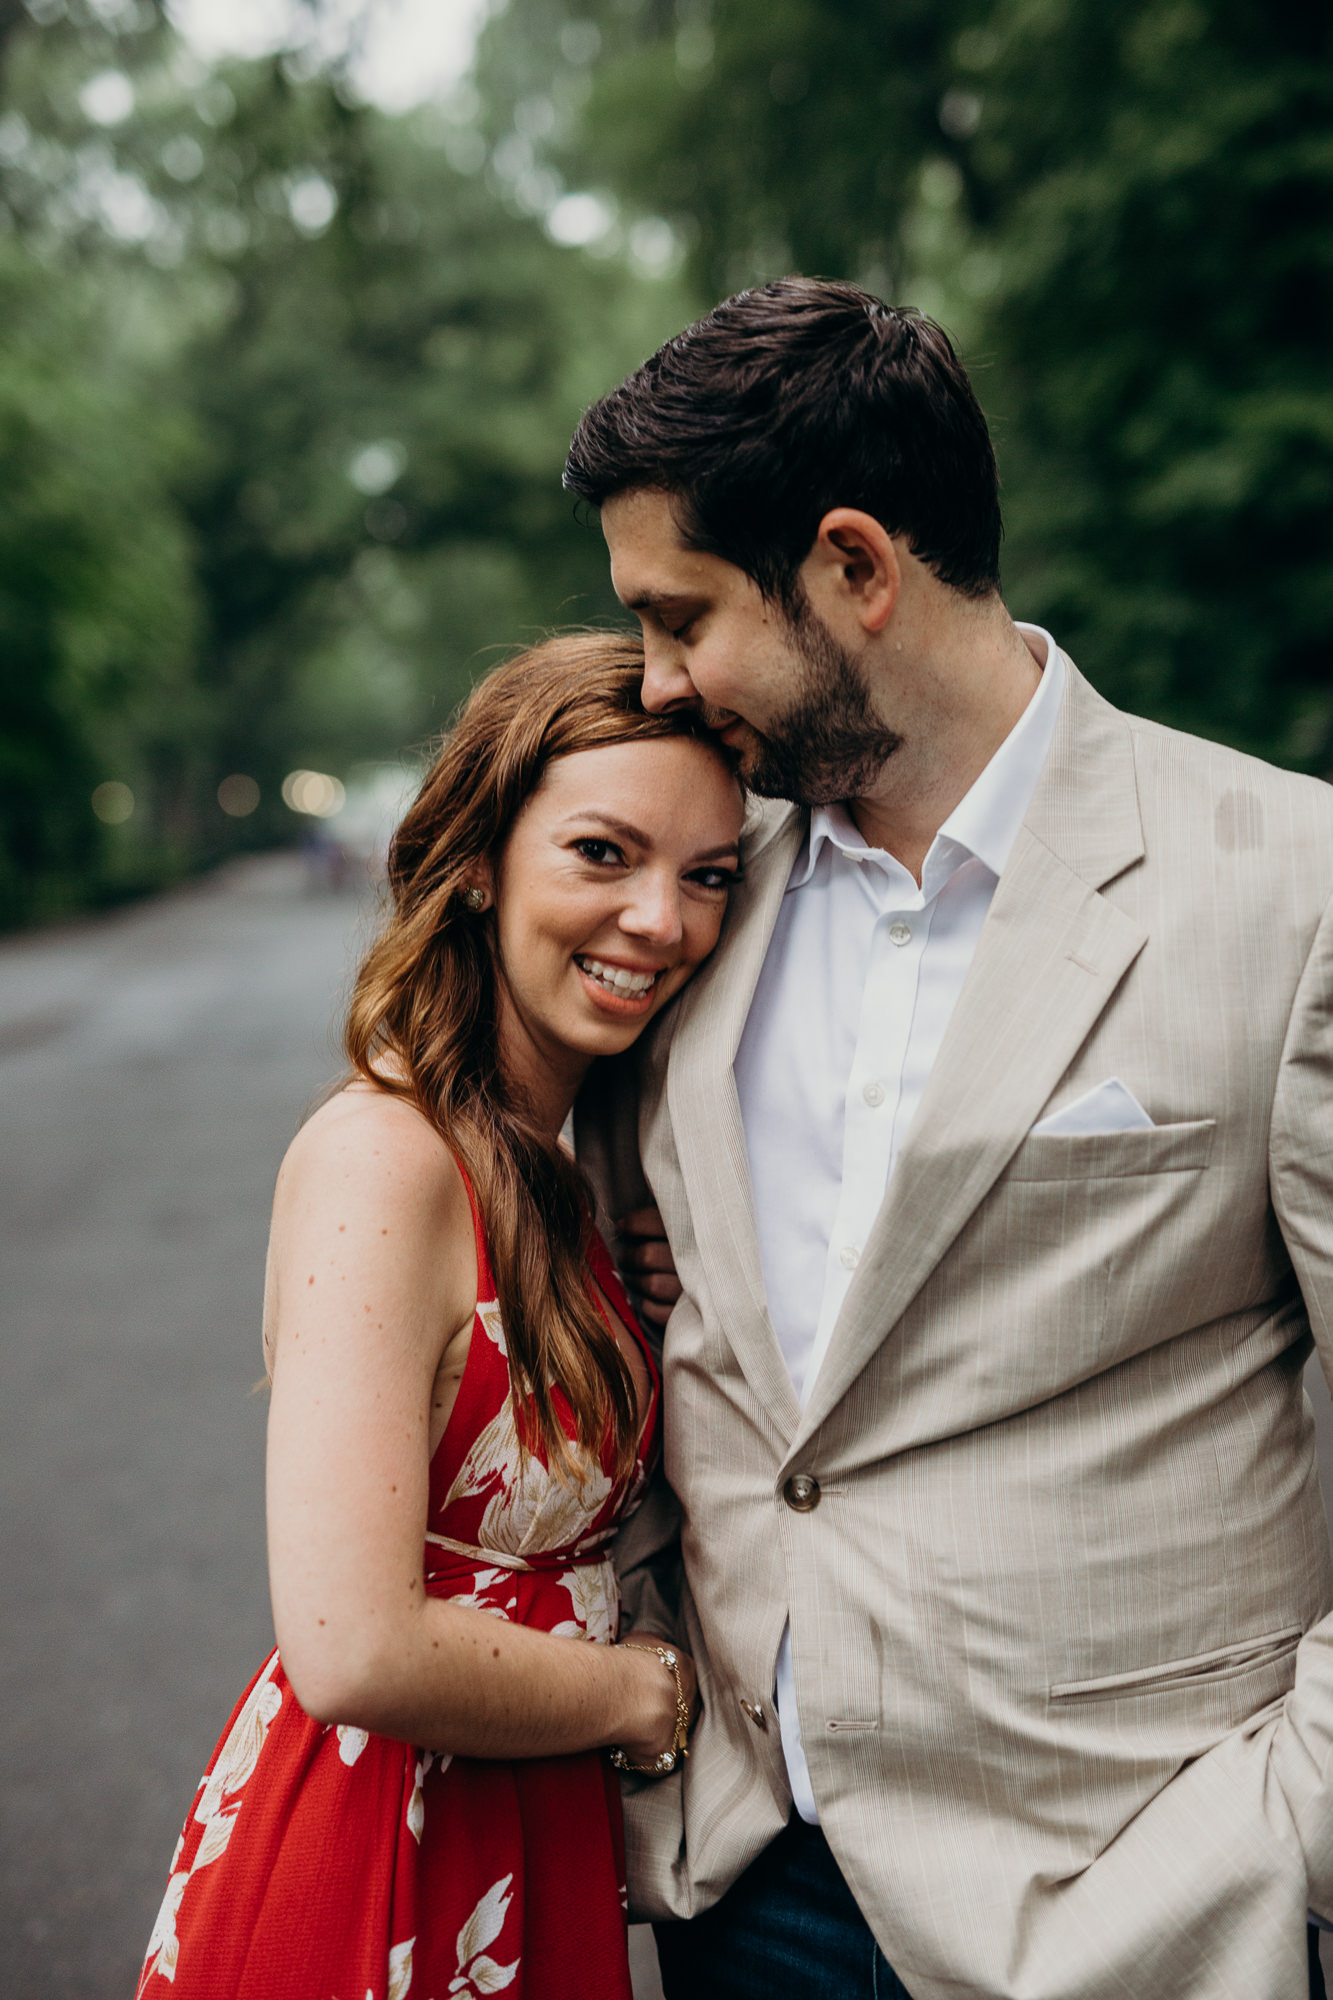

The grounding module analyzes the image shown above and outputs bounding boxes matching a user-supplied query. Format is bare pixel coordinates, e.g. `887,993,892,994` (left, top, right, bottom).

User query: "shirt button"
862,1081,885,1107
783,1473,821,1512
888,921,912,947
839,1244,860,1270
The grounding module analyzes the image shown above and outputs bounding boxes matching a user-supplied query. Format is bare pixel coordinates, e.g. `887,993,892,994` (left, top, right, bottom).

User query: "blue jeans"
654,1817,912,2000
654,1816,1330,2000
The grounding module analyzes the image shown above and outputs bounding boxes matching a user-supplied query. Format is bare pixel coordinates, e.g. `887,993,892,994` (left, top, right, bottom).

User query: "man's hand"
616,1206,682,1331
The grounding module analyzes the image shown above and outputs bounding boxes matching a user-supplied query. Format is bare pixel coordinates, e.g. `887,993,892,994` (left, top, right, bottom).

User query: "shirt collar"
790,624,1065,890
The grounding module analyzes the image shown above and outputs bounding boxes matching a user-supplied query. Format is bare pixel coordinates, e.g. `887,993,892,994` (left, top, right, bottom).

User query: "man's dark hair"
564,277,1002,609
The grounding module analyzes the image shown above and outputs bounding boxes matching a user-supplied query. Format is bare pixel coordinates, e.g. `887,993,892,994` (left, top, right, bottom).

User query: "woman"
136,633,743,2000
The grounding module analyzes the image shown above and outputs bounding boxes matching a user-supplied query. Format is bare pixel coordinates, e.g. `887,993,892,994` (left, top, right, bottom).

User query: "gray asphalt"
2,855,1328,1996
0,854,665,1999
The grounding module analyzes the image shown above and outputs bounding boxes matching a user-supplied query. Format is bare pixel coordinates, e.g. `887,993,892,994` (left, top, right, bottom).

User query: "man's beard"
714,602,900,806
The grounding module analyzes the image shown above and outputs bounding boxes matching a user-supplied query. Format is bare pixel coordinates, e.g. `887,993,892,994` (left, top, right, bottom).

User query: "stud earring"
462,886,487,912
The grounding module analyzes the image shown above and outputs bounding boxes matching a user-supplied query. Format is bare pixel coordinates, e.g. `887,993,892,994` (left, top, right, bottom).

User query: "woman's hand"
616,1206,683,1331
610,1636,700,1768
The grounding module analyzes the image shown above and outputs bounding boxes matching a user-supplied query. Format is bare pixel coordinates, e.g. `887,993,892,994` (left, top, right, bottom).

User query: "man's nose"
641,633,699,714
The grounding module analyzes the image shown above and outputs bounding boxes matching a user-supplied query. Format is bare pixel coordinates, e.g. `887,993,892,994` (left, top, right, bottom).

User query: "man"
566,279,1333,2000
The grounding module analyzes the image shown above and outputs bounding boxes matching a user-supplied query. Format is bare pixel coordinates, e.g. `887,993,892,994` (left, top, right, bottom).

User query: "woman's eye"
688,866,738,891
572,838,624,866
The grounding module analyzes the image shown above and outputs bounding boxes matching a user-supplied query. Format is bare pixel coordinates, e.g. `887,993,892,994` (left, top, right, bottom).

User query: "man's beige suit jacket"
595,658,1333,2000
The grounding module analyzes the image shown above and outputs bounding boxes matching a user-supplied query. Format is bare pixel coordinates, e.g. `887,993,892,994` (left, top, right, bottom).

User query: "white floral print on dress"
443,1391,612,1566
336,1725,370,1766
549,1559,619,1645
448,1874,519,1994
138,1658,284,1990
387,1935,414,1999
475,1299,506,1354
406,1751,451,1843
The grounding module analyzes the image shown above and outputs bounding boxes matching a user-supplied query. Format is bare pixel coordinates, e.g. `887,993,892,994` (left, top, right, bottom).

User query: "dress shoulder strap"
450,1155,498,1306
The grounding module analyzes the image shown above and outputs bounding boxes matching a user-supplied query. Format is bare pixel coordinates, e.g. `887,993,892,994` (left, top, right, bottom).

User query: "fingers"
635,1296,674,1330
617,1205,668,1243
614,1205,682,1329
629,1268,681,1332
624,1239,676,1275
635,1268,682,1300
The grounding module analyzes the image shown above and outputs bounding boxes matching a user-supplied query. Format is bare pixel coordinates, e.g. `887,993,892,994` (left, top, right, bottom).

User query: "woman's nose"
622,873,684,946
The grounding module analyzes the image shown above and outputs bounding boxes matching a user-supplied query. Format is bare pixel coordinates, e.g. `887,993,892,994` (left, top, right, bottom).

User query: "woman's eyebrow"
558,810,647,844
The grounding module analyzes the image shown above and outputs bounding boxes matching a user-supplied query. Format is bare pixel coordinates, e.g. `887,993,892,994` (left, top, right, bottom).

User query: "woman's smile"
574,953,664,1009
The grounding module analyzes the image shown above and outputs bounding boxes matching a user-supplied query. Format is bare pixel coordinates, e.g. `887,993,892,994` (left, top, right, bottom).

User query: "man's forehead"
602,487,730,604
601,484,688,552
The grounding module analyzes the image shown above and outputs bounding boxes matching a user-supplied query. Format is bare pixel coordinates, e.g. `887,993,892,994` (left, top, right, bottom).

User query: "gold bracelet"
609,1642,691,1776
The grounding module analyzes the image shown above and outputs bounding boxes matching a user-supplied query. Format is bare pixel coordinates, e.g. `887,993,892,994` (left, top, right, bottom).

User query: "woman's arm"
264,1089,682,1761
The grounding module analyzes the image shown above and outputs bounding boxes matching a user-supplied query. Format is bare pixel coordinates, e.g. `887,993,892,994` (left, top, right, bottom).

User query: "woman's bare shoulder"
274,1081,470,1238
262,1084,478,1379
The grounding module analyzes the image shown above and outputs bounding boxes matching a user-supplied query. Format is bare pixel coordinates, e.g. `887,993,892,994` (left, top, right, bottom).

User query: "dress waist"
422,1529,615,1576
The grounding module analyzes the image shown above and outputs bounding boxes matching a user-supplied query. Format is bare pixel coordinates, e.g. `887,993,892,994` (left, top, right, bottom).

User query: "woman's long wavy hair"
345,631,730,1482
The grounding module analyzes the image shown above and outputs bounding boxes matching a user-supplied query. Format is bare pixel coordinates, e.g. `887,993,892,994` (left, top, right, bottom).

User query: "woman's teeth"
577,956,657,997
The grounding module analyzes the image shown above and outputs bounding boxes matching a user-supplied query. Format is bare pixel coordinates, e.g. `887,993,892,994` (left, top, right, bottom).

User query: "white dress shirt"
732,625,1065,1822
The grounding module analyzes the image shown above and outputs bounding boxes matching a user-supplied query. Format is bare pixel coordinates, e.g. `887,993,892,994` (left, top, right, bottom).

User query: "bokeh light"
79,69,135,127
281,769,346,818
91,781,135,824
217,774,261,817
546,192,615,248
347,441,406,495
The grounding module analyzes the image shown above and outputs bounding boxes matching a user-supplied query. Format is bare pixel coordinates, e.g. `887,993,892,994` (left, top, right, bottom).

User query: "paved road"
4,856,1330,1996
0,855,666,1998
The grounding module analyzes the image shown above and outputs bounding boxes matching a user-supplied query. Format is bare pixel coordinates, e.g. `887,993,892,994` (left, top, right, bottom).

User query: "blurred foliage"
0,0,689,926
2,0,1329,926
478,0,1333,768
965,0,1333,763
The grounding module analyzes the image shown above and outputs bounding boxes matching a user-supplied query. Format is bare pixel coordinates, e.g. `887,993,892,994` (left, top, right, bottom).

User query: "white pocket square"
1031,1077,1156,1137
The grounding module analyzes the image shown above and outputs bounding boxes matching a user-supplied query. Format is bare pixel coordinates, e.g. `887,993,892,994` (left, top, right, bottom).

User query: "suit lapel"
666,799,805,1439
793,661,1148,1450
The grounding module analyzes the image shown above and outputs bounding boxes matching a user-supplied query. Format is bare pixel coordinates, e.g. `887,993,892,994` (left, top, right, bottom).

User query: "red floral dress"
136,1180,658,2000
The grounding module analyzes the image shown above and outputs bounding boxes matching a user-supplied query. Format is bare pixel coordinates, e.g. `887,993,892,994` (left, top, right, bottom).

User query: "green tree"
0,0,694,923
483,0,1333,770
0,1,200,924
959,0,1333,765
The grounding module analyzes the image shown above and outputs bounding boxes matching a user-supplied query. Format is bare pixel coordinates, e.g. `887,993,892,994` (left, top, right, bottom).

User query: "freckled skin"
485,737,742,1139
261,736,732,1761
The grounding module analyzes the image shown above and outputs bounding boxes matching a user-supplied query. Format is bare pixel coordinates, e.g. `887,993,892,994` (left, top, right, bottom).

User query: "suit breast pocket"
1004,1117,1216,1183
967,1119,1220,1396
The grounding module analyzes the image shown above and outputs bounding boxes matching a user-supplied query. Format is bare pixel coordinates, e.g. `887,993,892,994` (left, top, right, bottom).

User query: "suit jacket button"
784,1473,821,1511
740,1699,767,1729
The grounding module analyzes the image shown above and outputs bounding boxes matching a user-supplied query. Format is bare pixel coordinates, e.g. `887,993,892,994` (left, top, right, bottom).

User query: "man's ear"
802,509,901,634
